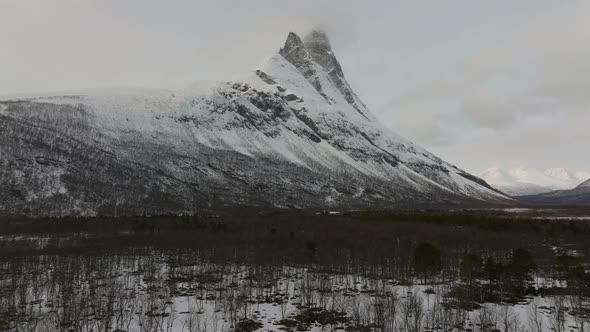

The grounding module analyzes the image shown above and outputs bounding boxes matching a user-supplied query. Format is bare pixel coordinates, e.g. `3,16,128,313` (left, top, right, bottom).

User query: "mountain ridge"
577,178,590,189
518,185,590,207
0,30,508,217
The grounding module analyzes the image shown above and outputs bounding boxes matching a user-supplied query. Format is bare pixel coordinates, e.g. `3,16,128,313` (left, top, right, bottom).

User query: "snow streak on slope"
0,30,508,217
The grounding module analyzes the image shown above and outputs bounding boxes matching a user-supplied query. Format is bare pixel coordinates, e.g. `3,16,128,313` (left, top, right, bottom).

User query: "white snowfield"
0,30,508,216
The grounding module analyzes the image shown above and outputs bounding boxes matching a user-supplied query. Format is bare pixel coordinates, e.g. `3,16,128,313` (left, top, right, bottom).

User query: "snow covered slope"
0,30,508,217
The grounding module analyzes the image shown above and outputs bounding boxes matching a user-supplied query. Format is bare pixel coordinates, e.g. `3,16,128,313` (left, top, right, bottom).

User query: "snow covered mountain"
0,30,507,217
479,168,551,196
479,166,586,196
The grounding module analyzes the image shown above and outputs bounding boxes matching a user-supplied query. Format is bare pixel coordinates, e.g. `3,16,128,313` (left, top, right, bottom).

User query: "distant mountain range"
0,30,509,217
479,167,588,196
479,167,590,206
517,179,590,207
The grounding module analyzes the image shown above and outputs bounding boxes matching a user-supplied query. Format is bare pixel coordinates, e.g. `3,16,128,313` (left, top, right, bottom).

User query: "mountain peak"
276,29,370,119
302,29,333,54
544,167,575,182
301,29,338,74
279,29,333,58
279,32,305,57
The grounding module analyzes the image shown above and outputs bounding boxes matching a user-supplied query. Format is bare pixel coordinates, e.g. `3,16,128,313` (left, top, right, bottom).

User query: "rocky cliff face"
0,30,508,217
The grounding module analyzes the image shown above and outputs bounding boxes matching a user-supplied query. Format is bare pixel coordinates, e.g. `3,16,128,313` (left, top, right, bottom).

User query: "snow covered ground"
4,262,585,332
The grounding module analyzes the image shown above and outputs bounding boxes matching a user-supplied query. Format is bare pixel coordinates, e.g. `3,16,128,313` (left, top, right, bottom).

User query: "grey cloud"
0,1,352,94
380,1,590,173
459,94,518,130
385,103,454,146
432,110,590,173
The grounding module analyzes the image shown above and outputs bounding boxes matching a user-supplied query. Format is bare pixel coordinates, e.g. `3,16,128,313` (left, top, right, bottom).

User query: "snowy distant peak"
578,179,590,189
509,166,579,188
479,167,511,185
543,167,575,182
480,166,588,196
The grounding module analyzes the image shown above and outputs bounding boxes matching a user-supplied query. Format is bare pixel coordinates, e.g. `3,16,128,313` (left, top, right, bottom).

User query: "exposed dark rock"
457,172,501,194
255,70,277,85
285,93,299,101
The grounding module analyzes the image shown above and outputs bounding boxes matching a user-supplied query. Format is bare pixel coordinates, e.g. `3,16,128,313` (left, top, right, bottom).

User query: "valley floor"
1,209,589,331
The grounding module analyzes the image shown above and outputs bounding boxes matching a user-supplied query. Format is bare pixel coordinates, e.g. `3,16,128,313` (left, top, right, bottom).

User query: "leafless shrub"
527,298,544,332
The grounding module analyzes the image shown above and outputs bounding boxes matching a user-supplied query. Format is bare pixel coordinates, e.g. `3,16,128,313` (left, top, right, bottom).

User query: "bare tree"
527,298,544,332
549,296,566,332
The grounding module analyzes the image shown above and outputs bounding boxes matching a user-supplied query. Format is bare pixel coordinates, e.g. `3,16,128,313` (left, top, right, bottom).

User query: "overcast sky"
1,0,588,178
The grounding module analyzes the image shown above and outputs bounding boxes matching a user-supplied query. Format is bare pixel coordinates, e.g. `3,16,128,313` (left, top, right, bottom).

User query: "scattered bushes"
413,242,442,283
236,319,263,332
